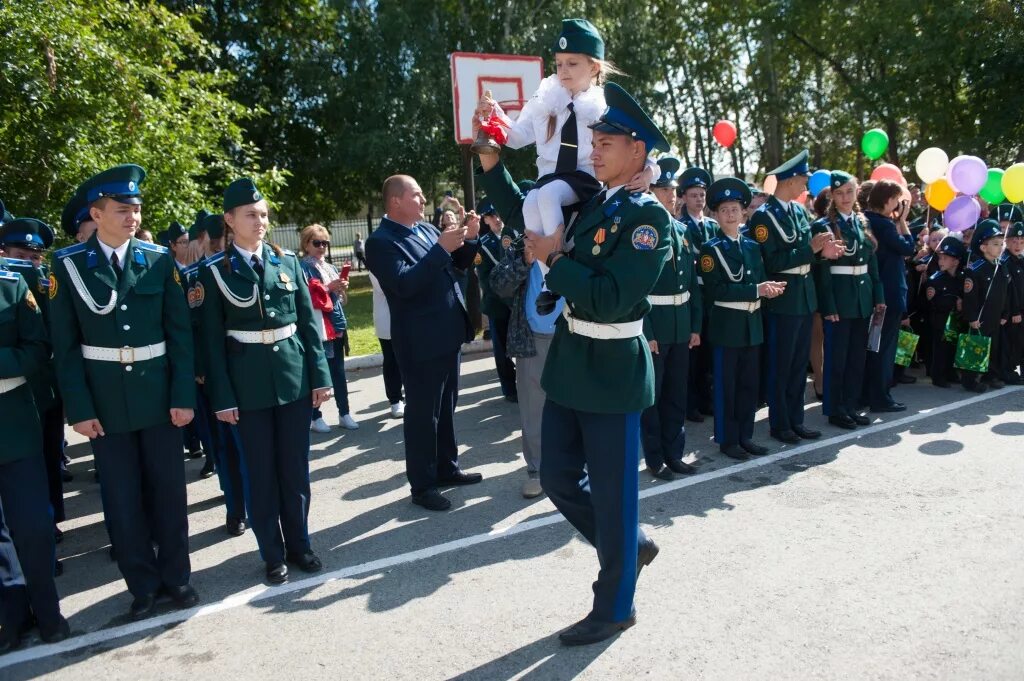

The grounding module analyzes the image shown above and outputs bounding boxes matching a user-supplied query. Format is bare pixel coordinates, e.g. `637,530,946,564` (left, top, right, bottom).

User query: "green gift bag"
895,329,920,367
944,313,966,343
954,330,991,373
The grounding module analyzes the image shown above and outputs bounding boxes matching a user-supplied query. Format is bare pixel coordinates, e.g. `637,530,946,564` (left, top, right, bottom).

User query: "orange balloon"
763,174,778,195
925,178,955,211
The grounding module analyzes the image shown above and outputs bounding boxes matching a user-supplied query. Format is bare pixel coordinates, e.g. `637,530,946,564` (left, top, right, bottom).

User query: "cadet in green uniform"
812,171,886,429
749,150,841,443
641,156,702,480
0,218,69,547
924,236,966,387
0,255,70,651
48,164,198,620
524,83,669,646
676,166,717,422
700,178,785,459
961,220,1010,392
199,178,332,584
999,222,1024,383
184,213,246,532
474,199,517,402
60,188,99,244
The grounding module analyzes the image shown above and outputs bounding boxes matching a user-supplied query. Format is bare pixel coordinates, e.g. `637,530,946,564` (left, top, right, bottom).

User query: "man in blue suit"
366,175,484,511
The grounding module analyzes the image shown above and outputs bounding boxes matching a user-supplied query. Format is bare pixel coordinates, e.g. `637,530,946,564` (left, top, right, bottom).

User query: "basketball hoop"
450,52,544,145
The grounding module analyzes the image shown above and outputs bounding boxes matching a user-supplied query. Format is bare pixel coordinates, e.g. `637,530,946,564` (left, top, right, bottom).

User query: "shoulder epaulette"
0,270,20,282
928,270,946,281
706,217,720,226
204,251,226,266
183,263,200,277
628,192,657,206
704,237,723,249
136,241,169,254
55,242,87,259
2,258,35,269
969,258,986,271
282,249,296,257
999,252,1011,264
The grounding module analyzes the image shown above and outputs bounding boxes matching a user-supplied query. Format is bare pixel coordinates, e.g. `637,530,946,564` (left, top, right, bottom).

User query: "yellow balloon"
1002,163,1024,203
925,178,955,211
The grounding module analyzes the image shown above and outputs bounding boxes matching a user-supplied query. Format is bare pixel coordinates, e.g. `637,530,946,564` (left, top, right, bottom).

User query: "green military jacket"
680,212,719,256
197,242,331,413
0,265,48,463
183,258,207,378
49,235,195,434
811,215,884,319
698,233,767,347
643,219,703,344
544,188,670,414
474,230,511,318
3,258,58,413
749,196,818,315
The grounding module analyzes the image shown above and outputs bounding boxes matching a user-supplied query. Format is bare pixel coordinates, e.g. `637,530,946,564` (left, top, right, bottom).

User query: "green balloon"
861,128,889,160
980,168,1005,204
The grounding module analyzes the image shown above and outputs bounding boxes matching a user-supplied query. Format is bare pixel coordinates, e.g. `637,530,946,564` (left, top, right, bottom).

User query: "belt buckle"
119,346,135,364
261,329,276,344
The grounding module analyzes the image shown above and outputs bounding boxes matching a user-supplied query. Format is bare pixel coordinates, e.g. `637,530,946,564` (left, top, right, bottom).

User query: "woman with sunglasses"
300,224,357,432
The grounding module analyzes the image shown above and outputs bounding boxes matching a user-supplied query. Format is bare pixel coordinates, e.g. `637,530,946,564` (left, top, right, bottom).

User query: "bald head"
383,175,425,225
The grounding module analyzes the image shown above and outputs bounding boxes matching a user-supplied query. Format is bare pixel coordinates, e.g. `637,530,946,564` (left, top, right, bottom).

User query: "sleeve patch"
754,225,769,243
24,290,39,311
963,278,973,294
631,225,659,251
474,253,483,266
188,282,205,308
48,273,58,300
700,254,715,273
926,287,935,300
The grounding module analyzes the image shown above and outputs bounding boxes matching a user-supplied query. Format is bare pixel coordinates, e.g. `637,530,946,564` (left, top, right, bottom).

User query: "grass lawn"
342,273,379,357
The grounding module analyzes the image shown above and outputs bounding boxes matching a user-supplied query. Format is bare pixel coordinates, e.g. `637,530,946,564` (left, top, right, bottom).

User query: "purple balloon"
948,155,988,195
944,195,981,233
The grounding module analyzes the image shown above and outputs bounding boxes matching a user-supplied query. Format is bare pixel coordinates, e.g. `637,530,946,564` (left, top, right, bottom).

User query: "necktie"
250,254,264,276
555,102,577,175
110,252,122,278
414,224,435,247
595,189,607,206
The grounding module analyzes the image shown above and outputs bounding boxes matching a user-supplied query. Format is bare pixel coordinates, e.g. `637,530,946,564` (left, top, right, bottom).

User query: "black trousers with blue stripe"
713,345,760,447
641,341,689,468
540,399,651,624
766,313,813,432
236,396,313,565
195,385,245,522
822,317,869,418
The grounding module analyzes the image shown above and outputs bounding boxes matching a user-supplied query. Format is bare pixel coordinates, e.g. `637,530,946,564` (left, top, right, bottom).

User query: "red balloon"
869,163,906,186
713,120,737,148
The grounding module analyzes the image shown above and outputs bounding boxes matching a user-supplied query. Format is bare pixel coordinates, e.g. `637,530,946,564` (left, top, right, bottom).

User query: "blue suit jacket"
866,211,916,313
366,218,479,363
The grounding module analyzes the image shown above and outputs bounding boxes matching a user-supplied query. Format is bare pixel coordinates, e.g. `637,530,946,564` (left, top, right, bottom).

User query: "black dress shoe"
740,440,769,456
164,584,199,609
932,379,951,388
770,429,800,444
0,625,23,654
792,425,821,440
686,410,705,423
871,402,907,413
129,593,157,621
637,540,659,577
436,471,483,486
721,445,749,460
504,393,519,403
60,467,73,483
1002,373,1022,385
964,381,988,393
852,413,871,426
647,465,674,481
666,459,696,475
985,377,1005,389
266,562,289,585
829,414,857,430
226,517,246,537
814,390,824,401
559,614,636,646
188,448,205,459
39,617,71,644
411,489,452,511
898,374,917,384
199,457,216,479
287,551,323,573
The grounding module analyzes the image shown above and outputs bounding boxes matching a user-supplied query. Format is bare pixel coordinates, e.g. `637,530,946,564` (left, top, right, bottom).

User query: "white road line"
1,387,1016,670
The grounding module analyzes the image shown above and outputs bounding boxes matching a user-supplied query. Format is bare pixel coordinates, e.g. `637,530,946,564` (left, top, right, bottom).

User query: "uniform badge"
926,287,935,300
173,268,181,284
24,290,38,311
754,225,769,243
473,253,483,265
501,235,512,249
592,227,608,256
188,283,205,308
631,225,658,251
963,278,973,293
47,273,58,299
279,272,291,283
611,216,621,234
700,254,715,273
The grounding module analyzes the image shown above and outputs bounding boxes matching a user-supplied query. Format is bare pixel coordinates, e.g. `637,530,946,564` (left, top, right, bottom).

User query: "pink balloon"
944,195,981,233
870,163,905,186
947,155,987,195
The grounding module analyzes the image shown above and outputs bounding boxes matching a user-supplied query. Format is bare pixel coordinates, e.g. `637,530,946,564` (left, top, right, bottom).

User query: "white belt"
227,323,297,344
81,342,166,364
830,265,868,275
714,300,761,313
0,376,27,394
648,292,691,306
561,310,644,340
777,264,811,275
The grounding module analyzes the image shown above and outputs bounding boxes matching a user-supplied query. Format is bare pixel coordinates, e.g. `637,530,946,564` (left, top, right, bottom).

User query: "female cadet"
0,256,70,649
813,172,886,429
699,178,786,460
199,179,333,585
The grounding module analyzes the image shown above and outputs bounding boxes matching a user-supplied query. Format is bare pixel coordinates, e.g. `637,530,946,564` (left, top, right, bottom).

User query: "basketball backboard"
450,52,544,145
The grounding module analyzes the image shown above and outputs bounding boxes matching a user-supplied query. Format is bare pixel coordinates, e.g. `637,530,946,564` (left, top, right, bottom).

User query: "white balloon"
915,147,949,184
